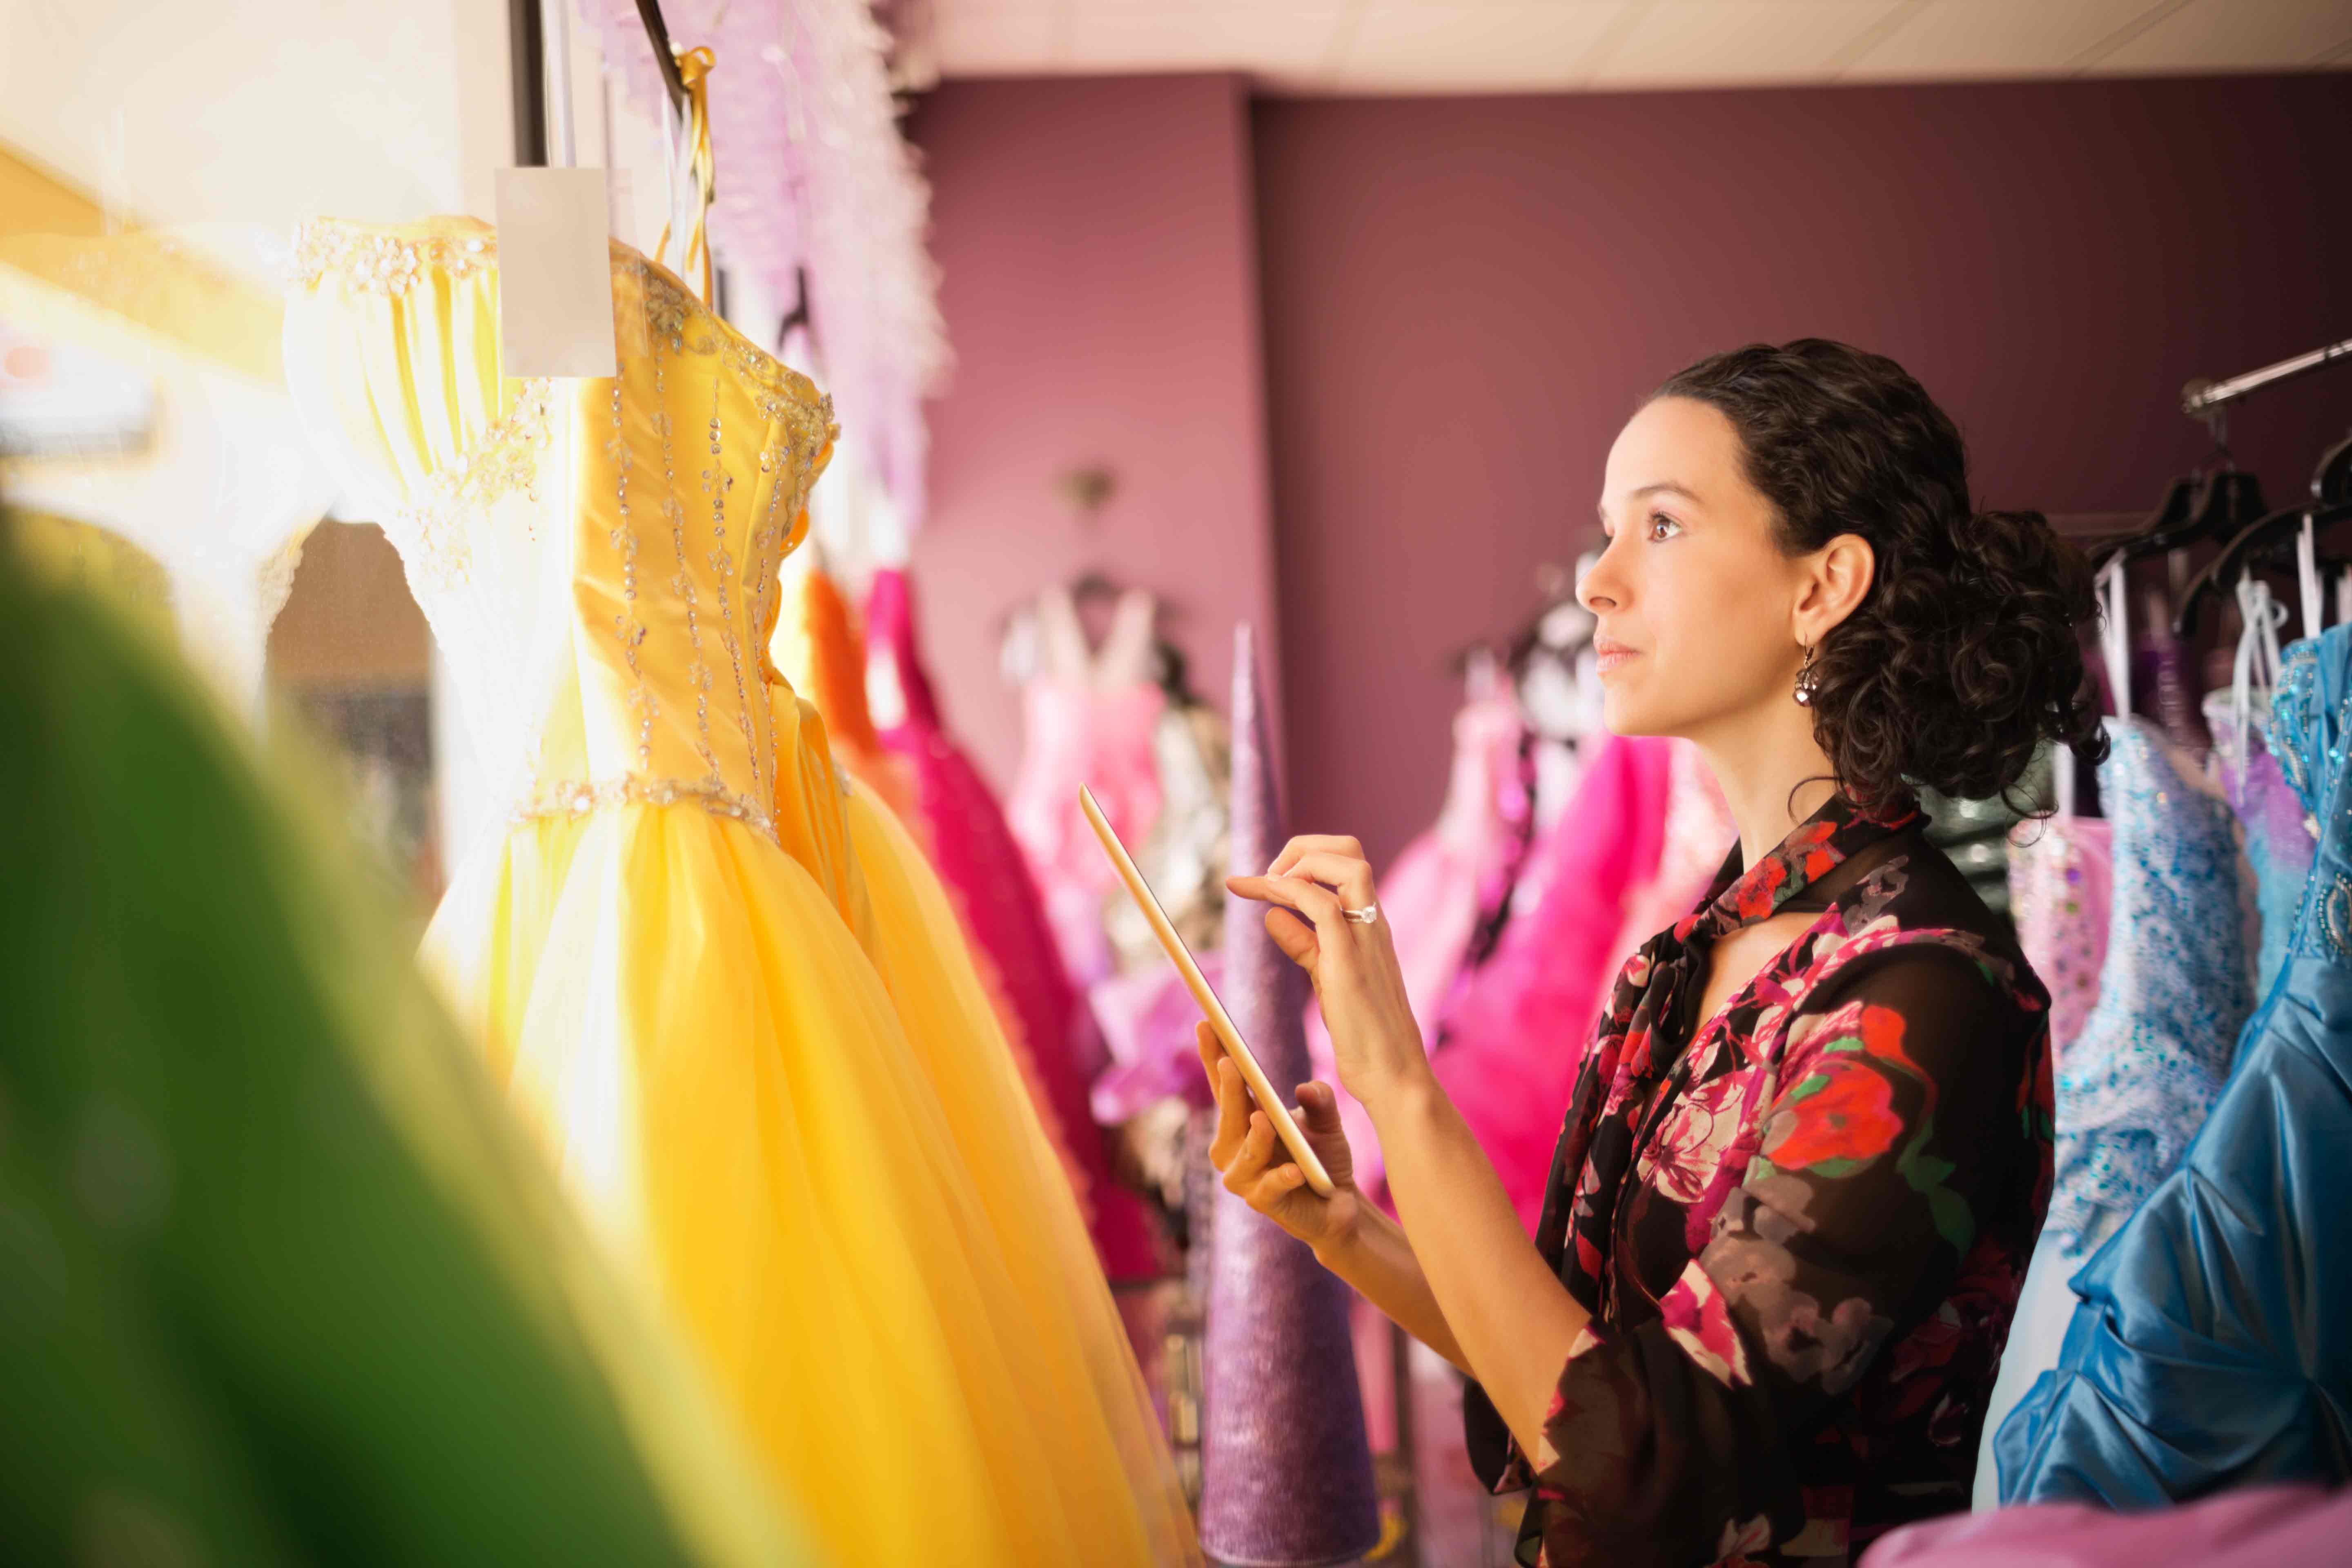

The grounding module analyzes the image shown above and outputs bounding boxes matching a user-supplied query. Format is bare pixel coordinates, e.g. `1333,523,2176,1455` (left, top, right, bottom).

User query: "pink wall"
1256,76,2352,863
906,75,1278,792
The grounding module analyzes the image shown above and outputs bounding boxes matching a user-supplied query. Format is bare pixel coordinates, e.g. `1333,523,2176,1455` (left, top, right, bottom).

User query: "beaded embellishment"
291,220,495,296
388,380,555,591
511,774,777,846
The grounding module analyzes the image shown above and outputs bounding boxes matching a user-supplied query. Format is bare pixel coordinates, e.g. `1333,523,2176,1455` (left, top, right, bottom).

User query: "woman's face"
1578,396,1814,742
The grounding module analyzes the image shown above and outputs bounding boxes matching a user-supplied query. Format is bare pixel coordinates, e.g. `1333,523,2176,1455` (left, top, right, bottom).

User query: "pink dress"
1425,733,1676,1232
1862,1486,2352,1567
1004,586,1166,988
866,568,1160,1280
1602,739,1734,983
1306,679,1531,1192
2007,815,2115,1062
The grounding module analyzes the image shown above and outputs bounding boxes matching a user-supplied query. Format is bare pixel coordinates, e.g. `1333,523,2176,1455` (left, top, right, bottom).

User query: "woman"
1205,340,2100,1567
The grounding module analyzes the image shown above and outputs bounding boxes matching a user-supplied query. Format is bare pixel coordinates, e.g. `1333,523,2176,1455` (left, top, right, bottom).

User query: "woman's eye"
1646,512,1683,541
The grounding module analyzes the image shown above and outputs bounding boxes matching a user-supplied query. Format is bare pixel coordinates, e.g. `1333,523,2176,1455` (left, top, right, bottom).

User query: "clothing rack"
2183,336,2352,418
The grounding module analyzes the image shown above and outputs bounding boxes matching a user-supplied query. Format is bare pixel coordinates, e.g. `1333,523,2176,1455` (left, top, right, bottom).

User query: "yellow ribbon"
655,45,717,306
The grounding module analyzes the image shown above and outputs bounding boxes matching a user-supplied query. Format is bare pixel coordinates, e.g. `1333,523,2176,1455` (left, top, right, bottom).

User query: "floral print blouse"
1464,797,2054,1568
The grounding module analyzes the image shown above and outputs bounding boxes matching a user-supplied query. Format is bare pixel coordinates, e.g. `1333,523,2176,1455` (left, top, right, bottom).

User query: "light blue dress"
1998,627,2352,1503
2043,717,2254,1254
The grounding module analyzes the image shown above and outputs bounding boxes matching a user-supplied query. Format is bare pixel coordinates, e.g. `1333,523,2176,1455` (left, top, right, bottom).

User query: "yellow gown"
283,217,1198,1568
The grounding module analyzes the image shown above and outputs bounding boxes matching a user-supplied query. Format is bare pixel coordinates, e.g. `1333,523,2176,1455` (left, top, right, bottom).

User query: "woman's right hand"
1198,1022,1362,1255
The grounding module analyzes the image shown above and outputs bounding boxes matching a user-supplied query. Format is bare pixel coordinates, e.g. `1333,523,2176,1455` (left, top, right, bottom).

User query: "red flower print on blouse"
1733,855,1791,922
1858,1000,1925,1078
1761,1052,1902,1172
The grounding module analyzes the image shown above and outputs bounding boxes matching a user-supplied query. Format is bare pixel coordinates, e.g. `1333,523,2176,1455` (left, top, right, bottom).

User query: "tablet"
1080,785,1335,1198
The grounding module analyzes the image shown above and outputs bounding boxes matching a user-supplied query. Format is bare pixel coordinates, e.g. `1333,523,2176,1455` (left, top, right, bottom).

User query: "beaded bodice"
284,218,838,846
2047,719,2255,1252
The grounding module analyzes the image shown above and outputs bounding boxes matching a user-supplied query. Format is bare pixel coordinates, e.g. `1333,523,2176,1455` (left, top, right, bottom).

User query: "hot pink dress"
1426,733,1676,1232
1307,680,1531,1194
866,569,1160,1280
1602,739,1734,985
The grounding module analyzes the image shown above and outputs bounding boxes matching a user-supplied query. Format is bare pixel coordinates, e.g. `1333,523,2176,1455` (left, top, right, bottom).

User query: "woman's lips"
1593,637,1639,677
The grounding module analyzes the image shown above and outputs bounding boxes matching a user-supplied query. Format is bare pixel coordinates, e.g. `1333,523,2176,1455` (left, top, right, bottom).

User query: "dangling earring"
1794,644,1819,706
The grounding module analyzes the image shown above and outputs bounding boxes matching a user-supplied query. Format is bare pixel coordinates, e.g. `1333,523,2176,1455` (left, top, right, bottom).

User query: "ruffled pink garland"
584,0,948,522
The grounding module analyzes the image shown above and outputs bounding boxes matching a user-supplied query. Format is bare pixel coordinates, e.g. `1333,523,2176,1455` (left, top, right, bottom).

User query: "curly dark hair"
1653,339,2106,816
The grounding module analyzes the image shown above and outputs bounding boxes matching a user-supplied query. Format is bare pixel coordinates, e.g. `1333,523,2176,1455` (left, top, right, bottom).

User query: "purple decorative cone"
1199,624,1382,1568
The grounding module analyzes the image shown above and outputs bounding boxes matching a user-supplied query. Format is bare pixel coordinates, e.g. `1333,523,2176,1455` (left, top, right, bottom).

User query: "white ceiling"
932,0,2352,94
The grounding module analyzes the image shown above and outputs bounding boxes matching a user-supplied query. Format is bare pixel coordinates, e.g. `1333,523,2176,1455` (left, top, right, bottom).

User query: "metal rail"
2183,336,2352,418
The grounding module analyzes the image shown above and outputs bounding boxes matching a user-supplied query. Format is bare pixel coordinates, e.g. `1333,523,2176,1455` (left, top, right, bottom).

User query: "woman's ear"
1795,534,1875,645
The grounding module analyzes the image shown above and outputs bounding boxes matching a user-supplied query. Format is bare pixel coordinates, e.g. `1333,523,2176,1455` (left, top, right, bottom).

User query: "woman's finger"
1260,906,1321,972
1227,873,1347,937
1294,1079,1345,1136
1222,1108,1280,1194
1269,851,1376,910
1207,1045,1250,1166
1267,834,1365,878
1242,1108,1278,1173
1245,1163,1309,1210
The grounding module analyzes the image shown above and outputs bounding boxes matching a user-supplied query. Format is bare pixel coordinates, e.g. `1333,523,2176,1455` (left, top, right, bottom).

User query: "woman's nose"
1578,540,1625,612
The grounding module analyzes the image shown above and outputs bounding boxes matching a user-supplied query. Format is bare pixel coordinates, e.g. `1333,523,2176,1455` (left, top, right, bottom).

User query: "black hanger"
1151,638,1198,709
2174,501,2352,639
2089,393,2267,568
2088,476,2196,568
2312,430,2352,508
2176,439,2352,635
2095,466,2268,570
775,265,812,351
631,0,690,113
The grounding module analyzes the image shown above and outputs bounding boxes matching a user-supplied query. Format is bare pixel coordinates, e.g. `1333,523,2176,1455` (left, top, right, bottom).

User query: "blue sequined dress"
2044,717,2255,1254
1996,628,2352,1503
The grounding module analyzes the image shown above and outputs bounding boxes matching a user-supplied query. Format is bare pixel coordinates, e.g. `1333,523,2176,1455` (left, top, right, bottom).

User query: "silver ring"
1341,903,1379,925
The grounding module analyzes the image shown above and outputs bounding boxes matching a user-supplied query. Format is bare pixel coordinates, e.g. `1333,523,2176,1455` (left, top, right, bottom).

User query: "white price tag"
493,166,617,379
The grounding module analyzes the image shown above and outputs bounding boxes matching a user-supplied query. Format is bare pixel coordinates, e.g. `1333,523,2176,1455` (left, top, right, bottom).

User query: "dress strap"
654,46,717,307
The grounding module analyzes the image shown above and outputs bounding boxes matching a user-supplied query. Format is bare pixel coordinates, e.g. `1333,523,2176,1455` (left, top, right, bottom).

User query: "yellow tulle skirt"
423,763,1197,1566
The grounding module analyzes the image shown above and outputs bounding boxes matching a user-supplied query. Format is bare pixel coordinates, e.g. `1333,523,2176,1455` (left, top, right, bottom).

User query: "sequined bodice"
284,218,838,845
2047,719,2255,1251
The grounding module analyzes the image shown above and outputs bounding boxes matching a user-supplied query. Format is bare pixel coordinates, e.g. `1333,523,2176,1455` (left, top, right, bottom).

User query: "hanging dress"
771,553,918,823
1005,583,1167,987
1306,671,1530,1198
2043,718,2254,1255
1996,626,2352,1505
283,217,1197,1568
1601,737,1735,983
1427,733,1675,1232
1974,717,2256,1509
2005,813,2113,1066
1090,694,1234,1129
864,566,1162,1281
2203,579,2312,1000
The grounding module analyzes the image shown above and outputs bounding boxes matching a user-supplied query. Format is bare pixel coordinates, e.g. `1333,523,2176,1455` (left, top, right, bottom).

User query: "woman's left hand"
1227,835,1431,1109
